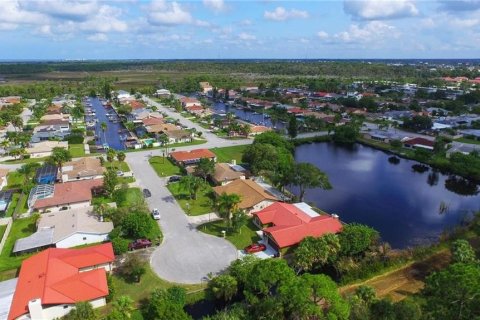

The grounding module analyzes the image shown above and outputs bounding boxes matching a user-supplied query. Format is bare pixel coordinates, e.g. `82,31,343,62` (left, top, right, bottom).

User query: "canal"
85,97,128,151
294,142,480,248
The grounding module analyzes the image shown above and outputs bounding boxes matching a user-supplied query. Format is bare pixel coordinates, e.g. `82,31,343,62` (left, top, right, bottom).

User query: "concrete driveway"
126,152,237,284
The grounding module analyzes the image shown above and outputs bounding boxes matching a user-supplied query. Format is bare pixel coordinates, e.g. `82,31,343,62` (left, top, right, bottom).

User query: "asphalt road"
126,151,238,284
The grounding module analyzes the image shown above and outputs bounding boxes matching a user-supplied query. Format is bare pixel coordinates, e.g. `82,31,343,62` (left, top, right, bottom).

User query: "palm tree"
110,296,135,320
100,121,108,144
11,116,23,132
47,147,72,175
179,175,204,200
216,192,241,227
70,105,84,123
116,151,126,162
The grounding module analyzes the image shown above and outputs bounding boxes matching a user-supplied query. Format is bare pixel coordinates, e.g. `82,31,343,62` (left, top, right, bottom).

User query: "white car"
152,208,161,220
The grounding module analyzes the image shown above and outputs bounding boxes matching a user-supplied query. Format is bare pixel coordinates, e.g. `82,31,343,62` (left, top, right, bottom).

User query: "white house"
26,141,68,158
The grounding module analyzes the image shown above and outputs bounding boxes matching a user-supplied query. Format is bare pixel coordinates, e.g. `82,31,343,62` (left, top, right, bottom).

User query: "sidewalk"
187,212,222,226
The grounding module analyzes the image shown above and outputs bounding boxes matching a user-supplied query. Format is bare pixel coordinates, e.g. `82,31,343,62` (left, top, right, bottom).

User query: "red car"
128,239,152,251
244,243,266,254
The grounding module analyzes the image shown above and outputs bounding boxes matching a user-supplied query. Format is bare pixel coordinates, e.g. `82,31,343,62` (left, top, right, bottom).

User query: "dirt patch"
340,249,451,302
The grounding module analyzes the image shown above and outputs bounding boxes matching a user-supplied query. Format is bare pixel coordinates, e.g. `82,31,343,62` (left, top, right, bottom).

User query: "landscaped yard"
0,215,37,274
68,143,85,157
113,265,205,307
167,139,207,148
199,218,260,249
0,225,7,242
6,172,24,189
105,160,131,172
167,182,214,216
210,145,248,163
149,157,181,177
114,187,144,208
5,193,20,217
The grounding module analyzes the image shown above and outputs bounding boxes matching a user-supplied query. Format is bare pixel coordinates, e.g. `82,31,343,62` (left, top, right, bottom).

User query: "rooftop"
213,179,278,210
170,149,216,163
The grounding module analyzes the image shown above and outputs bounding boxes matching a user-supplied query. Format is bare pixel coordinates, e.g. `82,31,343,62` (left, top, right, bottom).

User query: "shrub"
111,237,129,254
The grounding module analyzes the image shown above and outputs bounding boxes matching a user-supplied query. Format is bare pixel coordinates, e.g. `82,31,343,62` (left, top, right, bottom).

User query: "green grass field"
114,187,144,208
149,157,181,177
455,137,480,145
105,161,130,172
0,216,37,273
199,219,260,249
167,182,214,216
5,193,20,218
6,172,24,189
0,225,7,243
210,145,248,163
68,144,86,157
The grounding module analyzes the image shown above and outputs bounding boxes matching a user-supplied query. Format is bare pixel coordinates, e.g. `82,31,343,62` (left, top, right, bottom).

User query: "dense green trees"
402,115,433,131
339,223,379,257
294,234,341,273
179,175,204,200
293,162,332,201
145,287,190,320
47,147,72,171
194,158,215,182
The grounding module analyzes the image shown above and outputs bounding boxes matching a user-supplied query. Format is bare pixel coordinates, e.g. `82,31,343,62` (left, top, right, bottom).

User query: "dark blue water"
294,142,480,248
210,102,286,130
85,97,127,150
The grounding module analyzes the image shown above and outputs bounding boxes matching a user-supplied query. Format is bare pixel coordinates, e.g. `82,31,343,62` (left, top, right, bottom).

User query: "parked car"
244,243,266,254
168,175,181,183
128,239,152,251
152,208,161,220
143,188,151,198
117,170,124,176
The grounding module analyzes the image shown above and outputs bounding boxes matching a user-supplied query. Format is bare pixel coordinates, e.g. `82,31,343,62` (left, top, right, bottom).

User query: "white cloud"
87,33,108,42
147,0,192,26
195,20,211,27
335,21,398,42
317,31,329,40
438,0,480,12
20,0,100,22
240,19,253,26
239,32,256,40
264,7,309,21
203,0,226,13
344,0,419,20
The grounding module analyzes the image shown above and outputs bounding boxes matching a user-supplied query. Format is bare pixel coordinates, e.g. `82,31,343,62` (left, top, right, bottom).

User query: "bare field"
340,249,451,302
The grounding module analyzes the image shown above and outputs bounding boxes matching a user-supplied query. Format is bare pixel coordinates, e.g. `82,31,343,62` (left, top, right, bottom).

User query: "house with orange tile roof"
28,179,104,212
213,179,278,214
170,148,216,166
253,202,343,253
8,243,114,320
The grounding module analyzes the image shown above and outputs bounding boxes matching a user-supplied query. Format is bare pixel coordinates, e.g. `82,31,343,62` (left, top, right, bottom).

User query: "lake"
294,142,480,248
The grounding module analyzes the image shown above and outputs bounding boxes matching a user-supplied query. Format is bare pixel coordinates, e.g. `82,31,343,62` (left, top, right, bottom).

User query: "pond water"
294,142,480,248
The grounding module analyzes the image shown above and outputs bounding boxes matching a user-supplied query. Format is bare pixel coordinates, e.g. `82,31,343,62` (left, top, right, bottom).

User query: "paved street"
126,151,238,284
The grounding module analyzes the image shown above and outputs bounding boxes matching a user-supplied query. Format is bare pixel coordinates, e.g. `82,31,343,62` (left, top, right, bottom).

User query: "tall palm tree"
179,175,204,200
100,121,108,144
216,192,241,227
47,147,72,175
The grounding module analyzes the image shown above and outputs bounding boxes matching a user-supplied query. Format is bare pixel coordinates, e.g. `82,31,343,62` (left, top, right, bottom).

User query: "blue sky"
1,0,480,59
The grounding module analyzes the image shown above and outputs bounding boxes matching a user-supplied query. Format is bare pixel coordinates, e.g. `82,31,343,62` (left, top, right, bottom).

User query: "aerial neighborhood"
0,59,479,320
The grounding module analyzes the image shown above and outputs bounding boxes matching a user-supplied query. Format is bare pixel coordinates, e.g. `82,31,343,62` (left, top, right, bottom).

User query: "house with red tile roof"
8,243,114,320
170,149,216,166
253,202,342,253
402,137,434,150
29,179,104,212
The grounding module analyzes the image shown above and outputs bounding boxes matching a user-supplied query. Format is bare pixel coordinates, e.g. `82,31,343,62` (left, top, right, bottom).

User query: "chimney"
28,298,44,320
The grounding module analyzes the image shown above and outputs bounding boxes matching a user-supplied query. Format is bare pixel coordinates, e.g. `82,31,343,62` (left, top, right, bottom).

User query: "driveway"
126,152,238,284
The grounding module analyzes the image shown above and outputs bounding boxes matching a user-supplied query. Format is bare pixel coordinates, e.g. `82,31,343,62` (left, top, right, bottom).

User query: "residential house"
155,89,171,97
61,157,106,182
403,137,435,150
249,125,271,136
199,82,213,94
362,130,407,144
185,105,212,118
180,97,201,108
446,143,480,158
212,163,247,186
165,130,193,144
0,190,14,215
253,202,342,253
459,129,480,141
170,149,216,166
128,100,145,110
117,90,131,100
0,169,8,189
26,141,68,158
28,179,104,212
45,105,62,115
212,179,278,214
31,119,70,143
13,206,113,254
35,164,58,184
40,114,70,122
8,243,114,320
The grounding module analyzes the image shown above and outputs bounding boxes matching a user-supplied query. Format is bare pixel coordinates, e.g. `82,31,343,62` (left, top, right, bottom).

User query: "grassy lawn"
118,176,135,184
105,161,130,172
198,218,260,249
5,193,20,217
167,139,207,148
113,265,205,307
0,225,6,242
114,187,144,208
167,182,214,216
210,145,248,163
455,137,480,145
149,157,181,177
68,143,85,157
6,172,24,189
0,215,37,273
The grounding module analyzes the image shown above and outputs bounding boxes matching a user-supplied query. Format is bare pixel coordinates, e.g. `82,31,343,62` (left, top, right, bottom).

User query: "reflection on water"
294,142,480,248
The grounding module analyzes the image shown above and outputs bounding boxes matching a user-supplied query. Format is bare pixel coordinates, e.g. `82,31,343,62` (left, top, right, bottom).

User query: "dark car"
244,243,266,254
168,175,181,183
128,239,152,251
143,188,152,198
